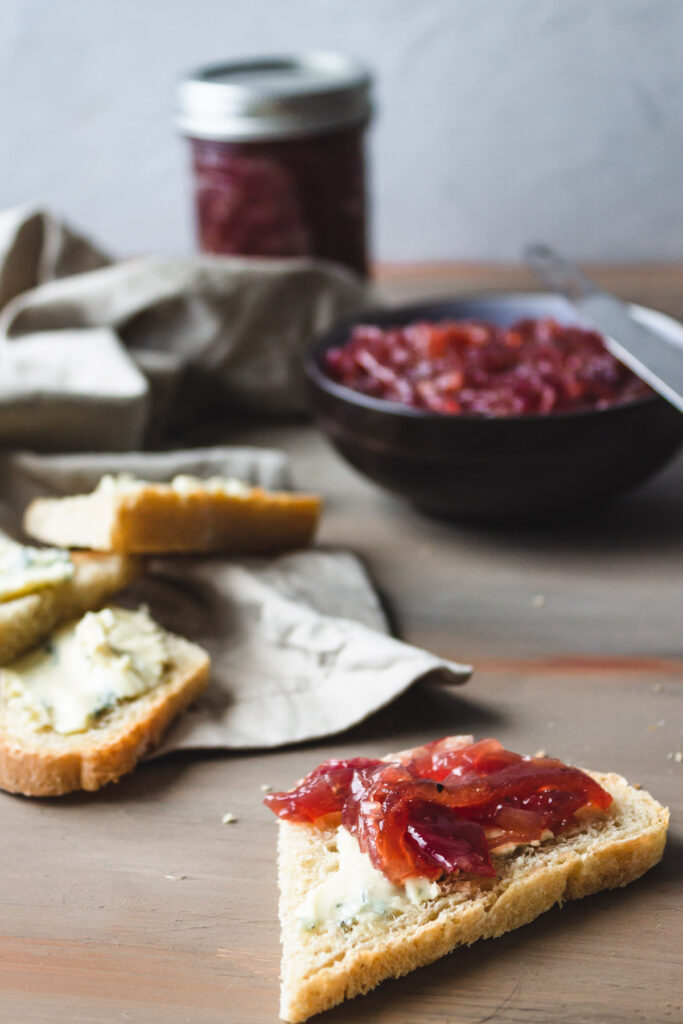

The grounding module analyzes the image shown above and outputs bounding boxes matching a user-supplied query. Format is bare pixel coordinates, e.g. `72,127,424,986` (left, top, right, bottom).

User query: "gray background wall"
1,0,681,263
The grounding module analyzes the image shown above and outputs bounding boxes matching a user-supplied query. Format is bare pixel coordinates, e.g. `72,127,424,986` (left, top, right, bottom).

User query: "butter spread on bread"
0,606,209,796
96,472,252,497
299,825,440,932
2,606,169,735
0,538,74,602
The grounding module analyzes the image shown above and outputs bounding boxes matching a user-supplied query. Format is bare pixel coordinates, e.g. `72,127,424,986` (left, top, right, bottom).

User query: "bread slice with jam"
270,738,669,1022
23,473,321,555
0,605,209,796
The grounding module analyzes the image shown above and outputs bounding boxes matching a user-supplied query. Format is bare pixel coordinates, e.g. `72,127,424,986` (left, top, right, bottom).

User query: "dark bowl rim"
305,290,666,424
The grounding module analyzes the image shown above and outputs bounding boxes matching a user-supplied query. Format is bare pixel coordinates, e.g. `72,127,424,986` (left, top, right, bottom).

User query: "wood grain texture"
1,266,681,1023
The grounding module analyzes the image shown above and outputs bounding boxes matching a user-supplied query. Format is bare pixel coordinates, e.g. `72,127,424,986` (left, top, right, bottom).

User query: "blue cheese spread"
0,539,74,602
1,606,169,734
298,826,440,932
95,473,252,497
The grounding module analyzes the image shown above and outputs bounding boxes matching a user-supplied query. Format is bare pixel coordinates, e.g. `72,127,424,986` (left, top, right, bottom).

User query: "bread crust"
0,552,141,666
0,636,209,797
276,770,669,1023
24,486,321,555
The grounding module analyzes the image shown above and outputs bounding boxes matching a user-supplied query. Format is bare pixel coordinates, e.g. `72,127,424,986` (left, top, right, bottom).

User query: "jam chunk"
264,737,613,883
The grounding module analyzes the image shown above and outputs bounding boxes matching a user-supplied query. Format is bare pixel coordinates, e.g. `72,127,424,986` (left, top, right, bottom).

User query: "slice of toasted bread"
0,551,140,666
276,767,668,1022
23,481,321,555
0,625,209,796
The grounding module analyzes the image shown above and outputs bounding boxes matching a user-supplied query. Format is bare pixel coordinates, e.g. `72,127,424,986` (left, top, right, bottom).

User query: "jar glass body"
187,123,369,277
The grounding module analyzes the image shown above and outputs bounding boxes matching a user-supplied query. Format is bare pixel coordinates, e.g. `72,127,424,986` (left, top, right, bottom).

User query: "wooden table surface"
1,266,681,1024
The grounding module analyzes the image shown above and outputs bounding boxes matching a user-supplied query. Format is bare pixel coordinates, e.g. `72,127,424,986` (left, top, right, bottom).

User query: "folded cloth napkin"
0,206,369,451
1,447,470,751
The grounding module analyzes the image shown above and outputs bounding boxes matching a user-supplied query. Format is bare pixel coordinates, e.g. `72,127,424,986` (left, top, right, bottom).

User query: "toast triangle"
276,769,668,1022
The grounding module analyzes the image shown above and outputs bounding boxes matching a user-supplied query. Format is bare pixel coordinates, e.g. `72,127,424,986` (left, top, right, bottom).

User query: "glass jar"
176,53,372,277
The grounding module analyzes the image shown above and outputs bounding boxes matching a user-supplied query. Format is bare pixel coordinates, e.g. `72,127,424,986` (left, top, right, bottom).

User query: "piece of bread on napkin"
0,546,140,665
276,760,668,1022
0,606,210,796
24,474,322,555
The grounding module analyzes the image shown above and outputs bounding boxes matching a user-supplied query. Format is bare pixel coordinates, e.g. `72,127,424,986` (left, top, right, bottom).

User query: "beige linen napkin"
1,448,470,751
0,206,369,451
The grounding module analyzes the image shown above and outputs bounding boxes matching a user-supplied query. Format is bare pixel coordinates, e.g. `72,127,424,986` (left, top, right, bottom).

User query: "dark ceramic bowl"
305,292,683,523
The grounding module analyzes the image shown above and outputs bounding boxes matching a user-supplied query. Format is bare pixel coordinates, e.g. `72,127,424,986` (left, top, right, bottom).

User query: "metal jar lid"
176,52,372,142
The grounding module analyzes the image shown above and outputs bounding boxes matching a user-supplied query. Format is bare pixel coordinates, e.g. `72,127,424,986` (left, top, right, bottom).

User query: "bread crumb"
531,594,546,608
164,873,186,881
260,784,272,793
633,782,642,790
674,751,683,764
534,749,547,758
221,812,237,824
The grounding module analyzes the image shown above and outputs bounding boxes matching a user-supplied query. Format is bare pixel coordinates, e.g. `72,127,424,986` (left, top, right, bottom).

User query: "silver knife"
524,244,683,414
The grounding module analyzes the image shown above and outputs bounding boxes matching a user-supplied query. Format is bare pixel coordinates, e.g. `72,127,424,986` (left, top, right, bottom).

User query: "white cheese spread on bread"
95,473,252,497
299,826,440,932
1,606,169,734
0,539,74,602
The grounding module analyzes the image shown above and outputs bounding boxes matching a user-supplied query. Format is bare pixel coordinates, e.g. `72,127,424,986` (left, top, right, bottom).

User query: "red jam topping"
323,318,652,415
264,737,612,884
189,125,368,276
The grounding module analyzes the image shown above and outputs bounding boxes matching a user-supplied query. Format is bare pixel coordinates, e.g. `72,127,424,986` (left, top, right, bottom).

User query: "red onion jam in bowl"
323,317,652,417
306,293,683,523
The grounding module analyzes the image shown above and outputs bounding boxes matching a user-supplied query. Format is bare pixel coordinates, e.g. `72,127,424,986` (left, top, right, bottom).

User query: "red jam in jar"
324,317,653,415
176,54,372,277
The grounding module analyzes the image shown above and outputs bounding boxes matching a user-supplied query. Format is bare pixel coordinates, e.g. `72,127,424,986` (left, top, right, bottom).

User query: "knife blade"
524,244,683,414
